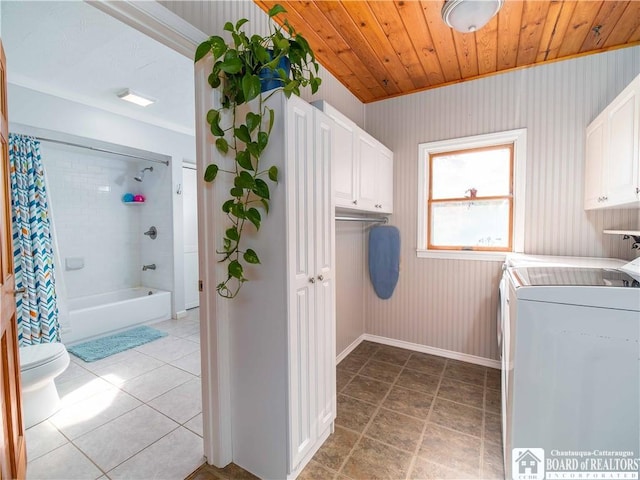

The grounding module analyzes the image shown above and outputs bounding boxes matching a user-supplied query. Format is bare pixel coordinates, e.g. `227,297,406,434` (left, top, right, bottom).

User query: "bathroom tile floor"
25,308,204,480
188,341,505,480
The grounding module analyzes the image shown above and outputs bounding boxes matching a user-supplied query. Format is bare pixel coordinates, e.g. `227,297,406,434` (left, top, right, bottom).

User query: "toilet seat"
20,343,67,371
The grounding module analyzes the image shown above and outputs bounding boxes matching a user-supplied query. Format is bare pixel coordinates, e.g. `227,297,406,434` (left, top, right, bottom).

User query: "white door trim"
89,1,232,467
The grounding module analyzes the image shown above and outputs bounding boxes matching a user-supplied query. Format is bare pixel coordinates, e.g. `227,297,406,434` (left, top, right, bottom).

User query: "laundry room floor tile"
302,342,505,480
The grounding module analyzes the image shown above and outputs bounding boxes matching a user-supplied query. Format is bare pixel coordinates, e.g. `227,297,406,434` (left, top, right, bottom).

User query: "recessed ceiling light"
117,89,155,107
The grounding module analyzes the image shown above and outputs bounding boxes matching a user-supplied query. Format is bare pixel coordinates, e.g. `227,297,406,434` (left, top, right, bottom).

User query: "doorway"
1,1,204,477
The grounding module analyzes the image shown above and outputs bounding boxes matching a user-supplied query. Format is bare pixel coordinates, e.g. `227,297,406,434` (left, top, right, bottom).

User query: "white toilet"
19,343,70,428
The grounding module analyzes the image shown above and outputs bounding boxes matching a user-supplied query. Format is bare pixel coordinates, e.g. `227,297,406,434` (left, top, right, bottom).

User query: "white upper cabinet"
328,110,358,206
313,101,394,213
358,134,394,213
585,74,640,210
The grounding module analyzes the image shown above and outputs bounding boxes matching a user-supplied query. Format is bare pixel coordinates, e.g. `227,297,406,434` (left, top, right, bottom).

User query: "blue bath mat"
67,325,168,362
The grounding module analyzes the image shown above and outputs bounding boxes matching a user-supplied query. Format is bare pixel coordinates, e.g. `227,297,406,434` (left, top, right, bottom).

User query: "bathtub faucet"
142,264,156,271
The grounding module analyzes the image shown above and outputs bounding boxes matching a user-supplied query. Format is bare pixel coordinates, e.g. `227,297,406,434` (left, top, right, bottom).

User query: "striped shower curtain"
9,133,60,346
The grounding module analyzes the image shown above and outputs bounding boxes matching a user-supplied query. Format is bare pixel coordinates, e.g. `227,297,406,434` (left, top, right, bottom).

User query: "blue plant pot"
259,53,290,92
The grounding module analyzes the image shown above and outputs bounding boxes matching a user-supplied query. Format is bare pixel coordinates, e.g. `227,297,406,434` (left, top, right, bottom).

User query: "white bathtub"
61,287,172,345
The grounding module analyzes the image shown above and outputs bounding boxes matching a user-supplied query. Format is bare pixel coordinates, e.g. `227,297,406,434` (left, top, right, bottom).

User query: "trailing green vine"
195,4,321,298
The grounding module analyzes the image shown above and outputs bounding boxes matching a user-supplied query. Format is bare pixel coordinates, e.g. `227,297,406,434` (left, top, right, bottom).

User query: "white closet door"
287,100,317,472
183,165,199,309
314,110,336,433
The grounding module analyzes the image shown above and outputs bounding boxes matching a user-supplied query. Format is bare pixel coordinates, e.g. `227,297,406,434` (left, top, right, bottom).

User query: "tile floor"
25,308,204,480
30,314,504,480
190,341,505,480
299,341,505,480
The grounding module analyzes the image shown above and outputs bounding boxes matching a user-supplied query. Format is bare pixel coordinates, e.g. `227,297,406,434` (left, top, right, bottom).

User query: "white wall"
363,46,640,361
8,84,196,316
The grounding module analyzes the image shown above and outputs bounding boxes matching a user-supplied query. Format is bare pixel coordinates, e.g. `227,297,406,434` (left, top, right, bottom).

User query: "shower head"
134,166,153,182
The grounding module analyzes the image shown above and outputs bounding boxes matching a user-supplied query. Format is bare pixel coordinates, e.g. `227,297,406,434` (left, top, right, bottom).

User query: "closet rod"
335,215,388,224
34,136,170,166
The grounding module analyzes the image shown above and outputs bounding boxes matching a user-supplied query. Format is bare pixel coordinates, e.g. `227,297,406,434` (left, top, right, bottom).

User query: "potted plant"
195,4,321,299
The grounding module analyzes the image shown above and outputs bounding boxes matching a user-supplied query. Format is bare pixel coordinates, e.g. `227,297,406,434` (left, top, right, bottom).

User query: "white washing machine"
501,258,639,479
497,254,630,474
498,255,628,363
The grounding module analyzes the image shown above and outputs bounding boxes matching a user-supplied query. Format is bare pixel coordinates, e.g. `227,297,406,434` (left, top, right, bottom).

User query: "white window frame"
417,129,527,261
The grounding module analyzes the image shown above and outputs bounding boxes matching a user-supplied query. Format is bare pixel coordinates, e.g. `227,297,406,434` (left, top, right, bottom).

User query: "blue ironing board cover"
368,225,400,300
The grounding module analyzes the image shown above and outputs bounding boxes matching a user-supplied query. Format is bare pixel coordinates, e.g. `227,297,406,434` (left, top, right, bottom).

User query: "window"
417,129,526,260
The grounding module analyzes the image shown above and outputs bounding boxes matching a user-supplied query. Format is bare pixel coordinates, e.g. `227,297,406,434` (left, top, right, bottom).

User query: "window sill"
416,249,507,262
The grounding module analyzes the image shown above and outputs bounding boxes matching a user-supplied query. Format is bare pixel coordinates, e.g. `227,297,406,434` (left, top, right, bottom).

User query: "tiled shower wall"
41,143,172,299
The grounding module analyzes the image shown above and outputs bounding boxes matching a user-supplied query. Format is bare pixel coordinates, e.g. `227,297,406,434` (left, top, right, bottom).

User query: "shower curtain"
9,133,60,346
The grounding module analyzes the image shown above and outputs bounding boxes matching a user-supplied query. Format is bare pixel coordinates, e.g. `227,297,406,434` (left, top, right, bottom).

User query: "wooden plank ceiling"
254,1,640,103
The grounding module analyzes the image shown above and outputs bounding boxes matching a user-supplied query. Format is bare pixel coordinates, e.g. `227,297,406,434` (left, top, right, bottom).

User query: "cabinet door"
584,114,606,210
358,133,394,213
377,148,394,213
607,84,639,206
330,115,358,209
357,133,380,211
314,111,336,433
287,100,317,471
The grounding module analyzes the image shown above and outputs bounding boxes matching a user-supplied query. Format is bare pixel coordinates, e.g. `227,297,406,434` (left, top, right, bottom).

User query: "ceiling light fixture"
117,88,155,107
441,0,504,33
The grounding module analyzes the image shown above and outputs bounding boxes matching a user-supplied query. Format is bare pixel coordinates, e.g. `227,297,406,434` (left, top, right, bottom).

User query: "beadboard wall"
160,0,369,352
160,1,639,361
159,0,365,128
335,222,367,355
364,47,640,361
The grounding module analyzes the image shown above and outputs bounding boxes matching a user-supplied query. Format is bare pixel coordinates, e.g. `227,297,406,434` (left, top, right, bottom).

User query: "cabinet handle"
352,200,358,205
317,274,324,281
602,196,608,201
636,187,640,194
309,277,315,284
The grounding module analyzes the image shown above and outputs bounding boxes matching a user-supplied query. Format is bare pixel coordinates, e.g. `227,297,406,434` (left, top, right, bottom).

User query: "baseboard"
336,334,501,369
362,334,501,369
336,334,367,364
174,310,188,319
